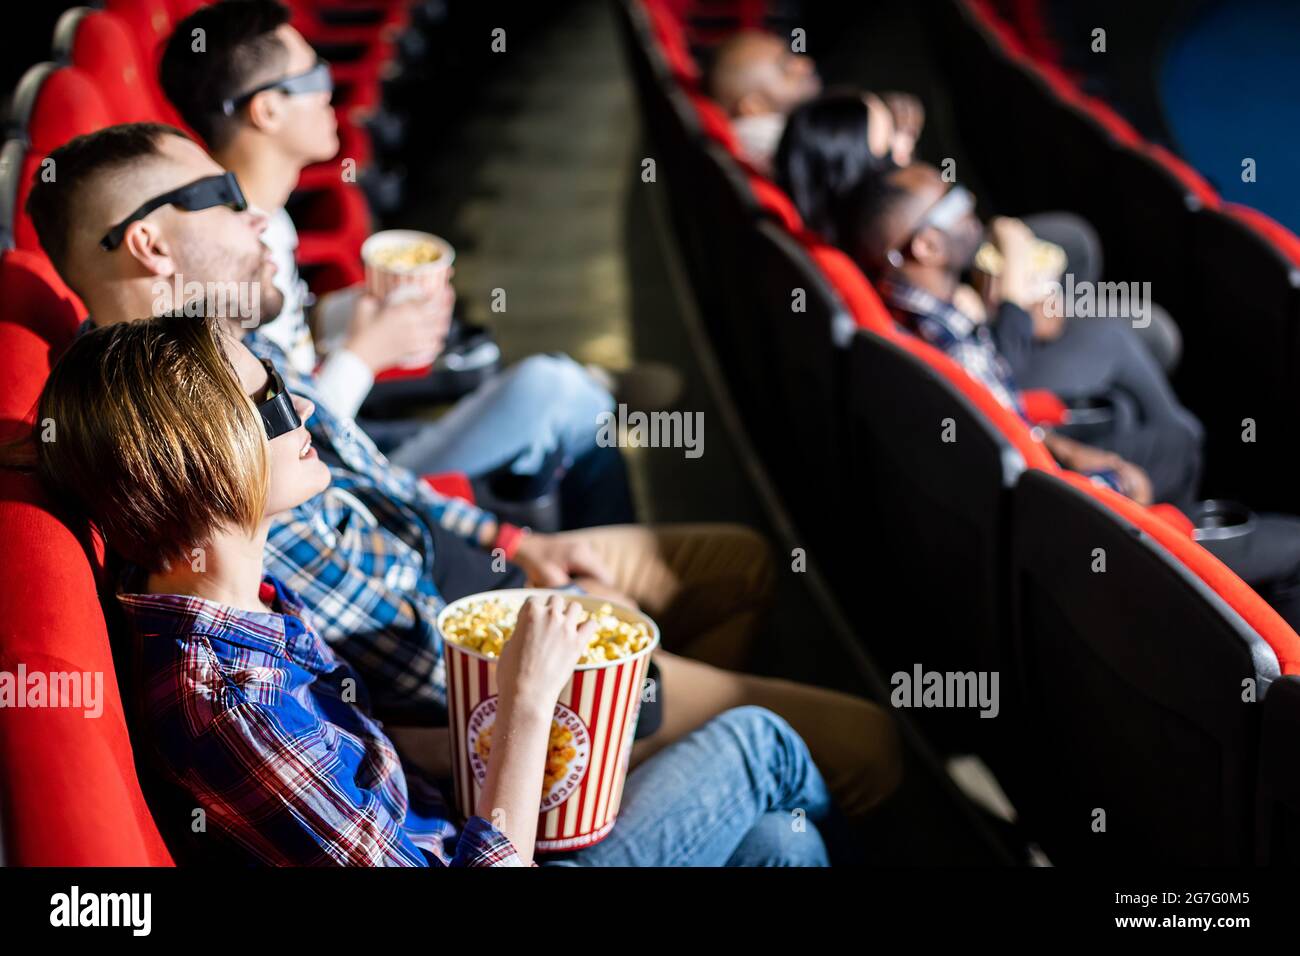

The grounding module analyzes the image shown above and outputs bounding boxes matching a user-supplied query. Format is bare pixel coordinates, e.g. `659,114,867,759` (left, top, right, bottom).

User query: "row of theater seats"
937,0,1300,517
0,0,455,866
616,0,1300,864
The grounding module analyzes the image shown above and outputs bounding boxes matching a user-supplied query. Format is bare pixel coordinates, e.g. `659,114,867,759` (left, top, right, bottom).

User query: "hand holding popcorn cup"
360,229,455,368
439,589,660,853
971,217,1067,313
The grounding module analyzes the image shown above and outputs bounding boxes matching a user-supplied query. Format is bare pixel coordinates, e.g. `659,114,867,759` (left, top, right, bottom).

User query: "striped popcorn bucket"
360,229,455,368
438,589,660,853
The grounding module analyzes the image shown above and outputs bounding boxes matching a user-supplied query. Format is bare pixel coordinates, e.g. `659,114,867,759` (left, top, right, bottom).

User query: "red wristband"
493,523,529,561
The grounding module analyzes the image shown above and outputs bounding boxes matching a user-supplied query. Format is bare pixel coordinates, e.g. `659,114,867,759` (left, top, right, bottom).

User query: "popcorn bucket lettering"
360,229,455,368
438,589,659,853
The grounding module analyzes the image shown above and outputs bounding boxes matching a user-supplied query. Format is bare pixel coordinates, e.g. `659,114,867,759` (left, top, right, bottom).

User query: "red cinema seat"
423,472,476,505
0,250,86,350
800,239,896,336
11,64,115,155
9,64,116,254
166,0,207,19
641,0,701,88
294,231,365,295
0,263,171,865
1145,144,1219,211
686,90,741,155
104,0,189,128
55,8,169,125
1225,203,1300,270
285,0,407,48
748,174,803,234
0,467,175,866
287,178,372,263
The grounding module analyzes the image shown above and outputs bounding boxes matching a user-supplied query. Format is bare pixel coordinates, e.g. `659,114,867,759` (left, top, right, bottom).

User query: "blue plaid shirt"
117,574,522,867
246,330,501,720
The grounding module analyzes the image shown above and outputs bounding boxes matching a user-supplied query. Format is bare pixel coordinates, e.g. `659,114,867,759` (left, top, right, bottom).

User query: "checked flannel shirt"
246,330,501,720
118,574,522,866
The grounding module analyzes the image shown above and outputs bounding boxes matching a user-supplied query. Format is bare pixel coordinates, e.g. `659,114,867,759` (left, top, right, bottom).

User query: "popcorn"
973,238,1066,278
367,239,443,271
441,598,653,665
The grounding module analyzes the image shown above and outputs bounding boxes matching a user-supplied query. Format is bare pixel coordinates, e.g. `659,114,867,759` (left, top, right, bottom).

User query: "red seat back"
104,0,188,128
687,91,740,154
1225,203,1300,270
24,66,115,155
748,174,804,233
0,464,174,866
67,11,168,125
13,66,116,256
0,260,171,864
0,250,86,354
642,0,701,87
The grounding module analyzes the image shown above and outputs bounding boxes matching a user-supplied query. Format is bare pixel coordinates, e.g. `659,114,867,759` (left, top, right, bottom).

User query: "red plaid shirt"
117,574,523,867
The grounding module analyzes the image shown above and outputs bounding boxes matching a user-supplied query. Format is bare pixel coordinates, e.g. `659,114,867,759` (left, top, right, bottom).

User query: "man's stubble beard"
178,239,285,328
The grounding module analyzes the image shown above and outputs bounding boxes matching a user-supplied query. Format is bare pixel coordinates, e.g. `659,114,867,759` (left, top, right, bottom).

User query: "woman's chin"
309,459,332,493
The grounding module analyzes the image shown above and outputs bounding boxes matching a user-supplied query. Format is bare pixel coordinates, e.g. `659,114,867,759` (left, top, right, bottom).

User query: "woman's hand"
475,596,597,863
496,596,596,715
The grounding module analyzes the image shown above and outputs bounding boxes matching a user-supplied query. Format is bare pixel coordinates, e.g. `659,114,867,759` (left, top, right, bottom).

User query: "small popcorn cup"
438,589,660,854
360,229,455,368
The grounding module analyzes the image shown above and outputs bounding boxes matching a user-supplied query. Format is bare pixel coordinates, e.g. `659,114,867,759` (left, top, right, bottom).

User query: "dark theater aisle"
397,0,1019,864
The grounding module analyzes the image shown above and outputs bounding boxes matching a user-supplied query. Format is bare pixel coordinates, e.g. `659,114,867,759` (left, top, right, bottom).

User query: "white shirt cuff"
314,349,375,421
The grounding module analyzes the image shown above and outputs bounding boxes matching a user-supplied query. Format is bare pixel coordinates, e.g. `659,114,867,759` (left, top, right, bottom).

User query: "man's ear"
121,219,177,280
911,227,945,267
245,89,281,133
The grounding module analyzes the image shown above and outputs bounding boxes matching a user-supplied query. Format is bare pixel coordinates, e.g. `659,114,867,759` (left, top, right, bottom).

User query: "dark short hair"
837,170,910,277
159,0,292,151
26,122,187,285
774,90,893,246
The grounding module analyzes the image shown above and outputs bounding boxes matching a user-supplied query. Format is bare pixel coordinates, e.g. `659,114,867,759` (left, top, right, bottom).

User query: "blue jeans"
386,354,613,477
546,707,832,867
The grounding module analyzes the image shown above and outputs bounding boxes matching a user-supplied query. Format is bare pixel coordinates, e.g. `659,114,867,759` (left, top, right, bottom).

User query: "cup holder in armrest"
1190,499,1257,542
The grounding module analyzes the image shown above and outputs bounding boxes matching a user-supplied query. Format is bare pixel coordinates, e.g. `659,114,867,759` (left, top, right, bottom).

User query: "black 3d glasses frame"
257,359,302,441
99,172,248,251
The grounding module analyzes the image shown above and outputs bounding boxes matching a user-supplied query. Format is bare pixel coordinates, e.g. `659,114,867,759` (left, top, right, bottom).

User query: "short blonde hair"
32,314,268,573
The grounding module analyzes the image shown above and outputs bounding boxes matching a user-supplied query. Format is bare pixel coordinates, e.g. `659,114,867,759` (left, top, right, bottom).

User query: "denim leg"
724,812,829,866
546,706,832,867
386,354,613,477
559,443,637,528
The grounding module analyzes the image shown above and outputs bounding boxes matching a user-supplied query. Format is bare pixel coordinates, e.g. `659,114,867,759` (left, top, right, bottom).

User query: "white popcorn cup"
360,229,455,368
